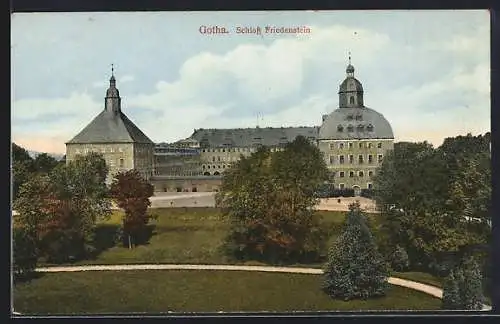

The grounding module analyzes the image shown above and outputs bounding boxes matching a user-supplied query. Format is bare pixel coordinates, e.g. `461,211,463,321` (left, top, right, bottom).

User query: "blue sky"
11,10,490,154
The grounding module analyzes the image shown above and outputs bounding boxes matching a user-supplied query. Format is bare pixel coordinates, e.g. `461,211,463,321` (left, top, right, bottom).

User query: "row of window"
334,170,374,178
202,147,285,153
202,164,229,170
337,183,373,190
329,154,383,164
211,156,240,162
75,147,125,154
337,124,373,133
329,142,383,150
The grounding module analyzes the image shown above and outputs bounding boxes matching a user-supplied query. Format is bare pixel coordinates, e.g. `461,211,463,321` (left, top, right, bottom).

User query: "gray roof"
190,126,319,147
319,107,394,140
339,77,364,93
66,110,154,144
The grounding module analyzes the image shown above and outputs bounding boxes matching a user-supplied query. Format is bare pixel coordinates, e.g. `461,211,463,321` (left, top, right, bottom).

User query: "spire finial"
111,63,114,76
348,51,351,65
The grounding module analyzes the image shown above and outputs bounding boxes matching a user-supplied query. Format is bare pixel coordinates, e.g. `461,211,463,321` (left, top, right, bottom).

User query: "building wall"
317,138,394,190
198,146,284,175
151,177,223,192
133,143,155,181
66,143,135,184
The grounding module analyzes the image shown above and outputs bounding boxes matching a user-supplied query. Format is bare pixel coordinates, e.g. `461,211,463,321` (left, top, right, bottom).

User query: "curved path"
30,263,492,311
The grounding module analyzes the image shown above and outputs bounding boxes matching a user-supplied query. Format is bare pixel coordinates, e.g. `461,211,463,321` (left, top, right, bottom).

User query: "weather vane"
348,51,352,65
111,63,114,76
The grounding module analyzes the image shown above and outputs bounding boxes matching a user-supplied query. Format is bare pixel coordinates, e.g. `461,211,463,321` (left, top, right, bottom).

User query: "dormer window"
346,114,353,121
347,124,354,132
357,124,364,131
337,124,343,132
355,114,362,121
367,124,374,131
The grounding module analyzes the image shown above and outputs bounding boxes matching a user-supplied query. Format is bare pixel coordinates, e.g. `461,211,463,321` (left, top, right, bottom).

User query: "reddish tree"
109,169,154,248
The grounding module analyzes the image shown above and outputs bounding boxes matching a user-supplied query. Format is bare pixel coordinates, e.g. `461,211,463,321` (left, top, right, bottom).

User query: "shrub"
322,202,389,300
441,256,485,310
13,227,38,279
389,245,410,271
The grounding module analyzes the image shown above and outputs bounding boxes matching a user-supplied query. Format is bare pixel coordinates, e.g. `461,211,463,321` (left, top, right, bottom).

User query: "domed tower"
338,57,364,108
317,56,394,195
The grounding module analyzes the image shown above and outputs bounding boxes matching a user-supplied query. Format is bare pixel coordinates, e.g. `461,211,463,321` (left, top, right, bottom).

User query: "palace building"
317,60,394,195
65,71,155,184
66,59,393,195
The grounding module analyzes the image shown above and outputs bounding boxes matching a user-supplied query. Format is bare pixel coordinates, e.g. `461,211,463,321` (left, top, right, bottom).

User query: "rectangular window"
339,143,344,149
349,171,354,178
378,154,383,163
349,142,353,149
359,171,364,177
330,143,335,150
369,171,374,177
339,155,345,164
329,156,335,164
359,142,363,149
358,155,364,164
119,147,123,153
377,143,382,148
339,183,345,189
349,155,354,164
218,156,221,162
368,183,373,189
368,143,373,149
119,158,124,168
212,156,216,162
340,171,345,178
368,155,373,164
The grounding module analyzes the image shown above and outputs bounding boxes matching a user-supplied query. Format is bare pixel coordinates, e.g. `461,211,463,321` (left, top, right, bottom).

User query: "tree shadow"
87,224,121,259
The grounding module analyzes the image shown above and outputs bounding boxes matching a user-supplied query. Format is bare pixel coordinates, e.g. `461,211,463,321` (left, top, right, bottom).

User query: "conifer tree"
322,202,389,300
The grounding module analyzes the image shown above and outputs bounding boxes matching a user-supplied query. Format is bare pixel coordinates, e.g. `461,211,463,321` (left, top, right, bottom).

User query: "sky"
11,10,490,154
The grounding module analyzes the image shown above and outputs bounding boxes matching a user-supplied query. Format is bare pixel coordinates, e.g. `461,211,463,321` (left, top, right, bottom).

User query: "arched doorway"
214,171,220,176
352,185,361,197
203,172,211,176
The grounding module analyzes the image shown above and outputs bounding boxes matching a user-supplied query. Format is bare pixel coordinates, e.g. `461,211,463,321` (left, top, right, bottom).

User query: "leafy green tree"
218,136,329,263
13,153,111,263
110,169,154,249
373,135,491,272
33,153,59,174
12,143,35,201
322,202,389,300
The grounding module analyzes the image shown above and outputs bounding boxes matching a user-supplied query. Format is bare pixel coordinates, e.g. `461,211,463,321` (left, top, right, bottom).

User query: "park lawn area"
40,207,358,267
13,270,441,314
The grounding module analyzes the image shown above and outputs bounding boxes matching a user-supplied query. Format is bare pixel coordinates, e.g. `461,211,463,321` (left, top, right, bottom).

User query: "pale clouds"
11,11,490,154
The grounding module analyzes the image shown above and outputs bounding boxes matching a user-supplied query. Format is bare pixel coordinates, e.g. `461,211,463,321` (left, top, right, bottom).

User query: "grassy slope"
13,270,441,314
42,208,353,266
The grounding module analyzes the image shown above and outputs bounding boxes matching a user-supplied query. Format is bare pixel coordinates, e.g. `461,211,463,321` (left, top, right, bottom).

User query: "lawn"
41,207,358,267
13,270,441,314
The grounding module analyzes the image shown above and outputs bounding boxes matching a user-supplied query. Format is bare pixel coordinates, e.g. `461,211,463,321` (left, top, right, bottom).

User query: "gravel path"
30,263,491,311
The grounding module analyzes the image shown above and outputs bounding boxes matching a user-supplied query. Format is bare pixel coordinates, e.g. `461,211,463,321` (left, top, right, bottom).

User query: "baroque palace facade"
66,60,394,194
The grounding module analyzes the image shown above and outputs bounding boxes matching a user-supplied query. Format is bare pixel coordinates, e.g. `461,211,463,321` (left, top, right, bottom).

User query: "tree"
13,153,111,263
217,136,329,263
34,153,59,174
373,135,491,272
49,152,111,256
442,256,484,310
12,143,35,201
110,169,154,249
322,202,389,300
